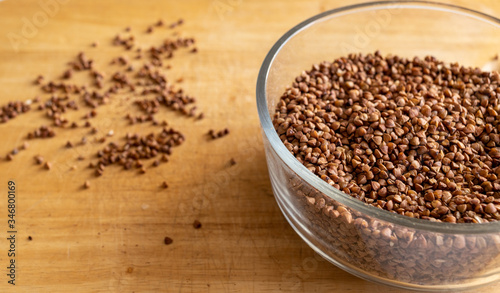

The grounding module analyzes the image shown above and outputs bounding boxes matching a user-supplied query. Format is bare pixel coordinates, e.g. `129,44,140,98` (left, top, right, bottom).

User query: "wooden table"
0,0,499,292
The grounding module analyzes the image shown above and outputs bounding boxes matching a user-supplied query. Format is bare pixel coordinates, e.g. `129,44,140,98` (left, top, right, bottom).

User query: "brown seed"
409,107,419,118
381,227,392,239
62,69,72,79
84,181,91,189
424,192,435,202
410,160,421,170
443,215,457,223
162,181,169,189
21,142,29,150
44,162,52,170
385,119,395,128
35,75,44,85
347,123,356,134
453,236,466,249
420,105,431,117
28,236,33,241
356,127,367,137
164,237,173,245
66,141,73,148
368,113,379,122
193,220,202,229
34,155,44,165
485,203,497,214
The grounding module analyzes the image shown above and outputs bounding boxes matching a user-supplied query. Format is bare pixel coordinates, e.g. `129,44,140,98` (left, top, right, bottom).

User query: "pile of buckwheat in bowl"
275,51,500,224
274,50,500,286
257,1,500,291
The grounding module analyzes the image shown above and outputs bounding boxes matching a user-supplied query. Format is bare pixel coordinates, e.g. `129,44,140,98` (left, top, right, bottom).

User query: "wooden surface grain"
0,0,499,292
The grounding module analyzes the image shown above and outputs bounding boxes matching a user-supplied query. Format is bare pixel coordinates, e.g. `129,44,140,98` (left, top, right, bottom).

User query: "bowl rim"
256,0,500,234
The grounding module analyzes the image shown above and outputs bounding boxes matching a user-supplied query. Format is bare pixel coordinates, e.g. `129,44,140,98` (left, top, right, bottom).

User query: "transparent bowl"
256,1,500,291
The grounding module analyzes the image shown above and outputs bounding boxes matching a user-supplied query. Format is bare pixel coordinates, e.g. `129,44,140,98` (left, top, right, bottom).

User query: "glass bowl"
256,1,500,291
